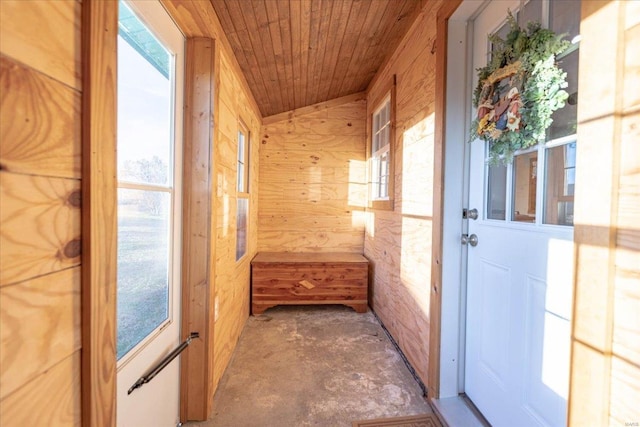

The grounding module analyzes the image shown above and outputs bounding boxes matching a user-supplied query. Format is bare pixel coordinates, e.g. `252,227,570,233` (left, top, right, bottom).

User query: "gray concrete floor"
187,305,433,427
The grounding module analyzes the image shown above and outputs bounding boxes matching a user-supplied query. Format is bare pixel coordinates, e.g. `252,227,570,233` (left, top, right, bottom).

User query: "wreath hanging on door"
471,12,570,164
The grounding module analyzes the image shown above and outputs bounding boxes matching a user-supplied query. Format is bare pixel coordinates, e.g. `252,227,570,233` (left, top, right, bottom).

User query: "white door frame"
439,0,487,399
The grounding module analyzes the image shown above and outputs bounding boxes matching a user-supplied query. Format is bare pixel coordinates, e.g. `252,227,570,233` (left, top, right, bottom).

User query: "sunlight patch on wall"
348,159,367,208
402,114,435,217
351,210,368,232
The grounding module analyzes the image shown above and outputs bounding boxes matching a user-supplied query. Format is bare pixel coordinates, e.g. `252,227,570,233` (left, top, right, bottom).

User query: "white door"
465,1,580,426
116,1,184,426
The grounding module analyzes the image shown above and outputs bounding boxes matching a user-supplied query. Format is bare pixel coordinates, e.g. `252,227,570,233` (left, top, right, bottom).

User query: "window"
370,92,394,209
483,0,579,227
236,120,249,260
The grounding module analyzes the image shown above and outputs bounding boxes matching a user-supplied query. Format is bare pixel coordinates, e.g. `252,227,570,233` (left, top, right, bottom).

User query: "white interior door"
465,1,580,426
116,1,184,426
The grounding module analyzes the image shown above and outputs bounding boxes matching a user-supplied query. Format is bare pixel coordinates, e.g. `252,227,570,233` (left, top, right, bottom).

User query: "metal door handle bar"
128,332,199,395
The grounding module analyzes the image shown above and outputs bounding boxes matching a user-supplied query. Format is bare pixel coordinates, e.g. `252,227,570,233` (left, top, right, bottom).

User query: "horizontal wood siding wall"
570,1,640,425
364,0,443,386
259,94,367,253
0,0,82,425
212,47,261,391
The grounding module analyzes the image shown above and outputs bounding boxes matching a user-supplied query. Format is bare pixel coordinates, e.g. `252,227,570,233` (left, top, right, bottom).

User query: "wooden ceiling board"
210,0,424,117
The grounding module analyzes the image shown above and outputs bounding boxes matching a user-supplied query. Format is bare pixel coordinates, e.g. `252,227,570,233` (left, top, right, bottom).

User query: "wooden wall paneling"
262,116,365,136
304,0,323,107
263,1,289,113
367,0,426,88
339,0,388,95
272,0,294,113
0,0,84,424
0,0,81,90
0,172,81,287
306,1,332,111
161,0,262,119
209,45,260,397
258,96,366,254
0,353,81,426
250,0,285,114
289,0,303,108
364,0,445,392
0,267,81,400
569,1,640,425
81,1,118,425
298,0,312,109
207,36,223,404
316,0,351,102
0,58,82,179
238,2,279,114
262,92,366,125
327,0,369,98
180,37,215,422
429,0,462,400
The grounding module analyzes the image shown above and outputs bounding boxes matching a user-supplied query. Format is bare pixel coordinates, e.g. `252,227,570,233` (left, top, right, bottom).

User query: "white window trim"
371,95,391,201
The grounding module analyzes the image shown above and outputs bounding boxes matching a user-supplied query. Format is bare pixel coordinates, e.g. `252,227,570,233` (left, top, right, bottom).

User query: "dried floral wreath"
471,12,570,164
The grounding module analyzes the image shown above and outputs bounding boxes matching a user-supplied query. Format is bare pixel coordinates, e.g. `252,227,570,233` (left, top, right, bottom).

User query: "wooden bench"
251,252,369,315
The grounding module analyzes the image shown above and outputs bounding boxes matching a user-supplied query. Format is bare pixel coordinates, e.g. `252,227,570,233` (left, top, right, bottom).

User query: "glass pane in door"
487,163,507,220
512,151,538,223
118,1,172,187
544,142,576,226
117,189,171,358
116,2,176,361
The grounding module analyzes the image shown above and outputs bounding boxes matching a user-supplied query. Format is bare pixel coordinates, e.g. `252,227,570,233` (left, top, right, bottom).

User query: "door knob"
463,208,479,220
461,233,479,247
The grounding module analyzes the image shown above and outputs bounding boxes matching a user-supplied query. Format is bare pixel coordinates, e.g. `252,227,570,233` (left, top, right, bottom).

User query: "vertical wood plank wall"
212,47,261,392
258,94,367,253
570,1,640,425
0,0,83,425
161,1,262,418
364,0,444,387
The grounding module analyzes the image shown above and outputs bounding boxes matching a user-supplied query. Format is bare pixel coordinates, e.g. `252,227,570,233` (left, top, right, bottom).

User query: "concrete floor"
187,305,433,427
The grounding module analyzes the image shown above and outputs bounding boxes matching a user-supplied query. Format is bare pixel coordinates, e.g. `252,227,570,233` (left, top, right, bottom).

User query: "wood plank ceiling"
210,0,425,117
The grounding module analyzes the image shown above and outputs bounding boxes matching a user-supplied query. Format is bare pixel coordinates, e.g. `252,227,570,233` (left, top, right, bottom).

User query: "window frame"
236,118,250,261
367,82,396,211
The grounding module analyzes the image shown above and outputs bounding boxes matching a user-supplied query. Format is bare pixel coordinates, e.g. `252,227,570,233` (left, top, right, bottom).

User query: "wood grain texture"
251,252,368,314
81,1,118,425
0,1,83,424
364,0,444,388
258,97,366,253
209,0,423,116
210,45,261,397
161,0,261,119
180,37,215,422
0,0,81,90
429,0,462,400
0,267,81,400
0,172,81,287
0,57,81,179
569,2,640,425
0,353,81,427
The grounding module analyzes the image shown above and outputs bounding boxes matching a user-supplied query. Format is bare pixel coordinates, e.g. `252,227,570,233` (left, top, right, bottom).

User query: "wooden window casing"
236,119,249,261
367,82,396,211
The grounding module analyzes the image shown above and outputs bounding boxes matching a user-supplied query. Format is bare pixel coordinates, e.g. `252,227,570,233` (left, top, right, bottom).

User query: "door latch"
463,208,479,220
461,233,479,247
